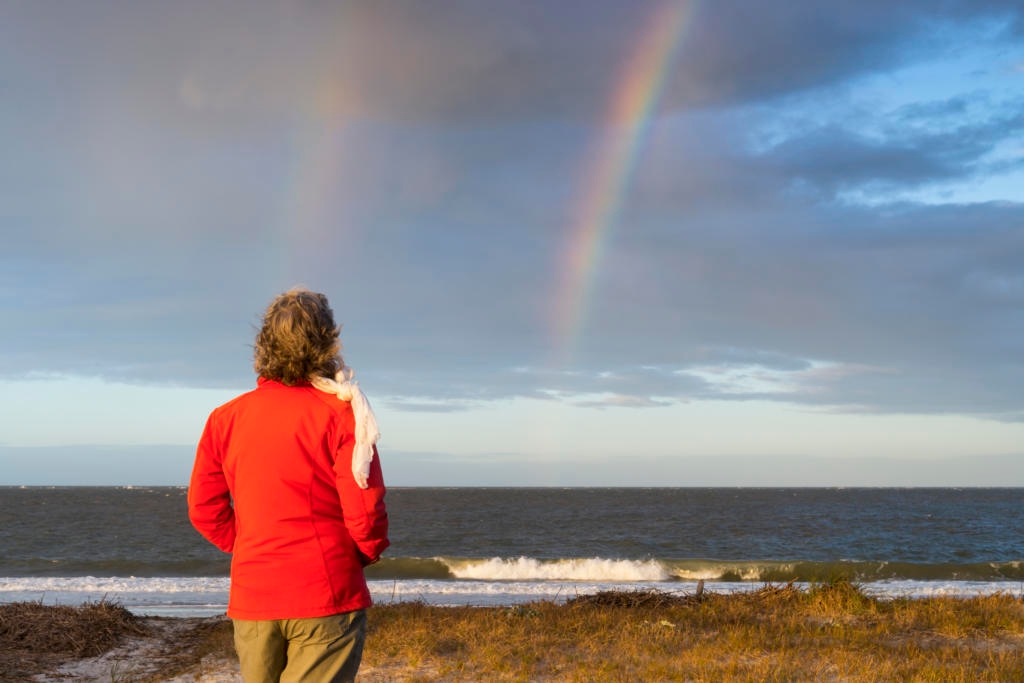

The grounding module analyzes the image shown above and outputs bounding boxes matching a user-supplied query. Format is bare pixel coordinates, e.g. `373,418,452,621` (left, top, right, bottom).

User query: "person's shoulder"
251,380,352,418
208,384,262,418
307,387,354,417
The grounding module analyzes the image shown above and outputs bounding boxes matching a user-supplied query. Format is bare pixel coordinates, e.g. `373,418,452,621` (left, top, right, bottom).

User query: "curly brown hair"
253,288,342,385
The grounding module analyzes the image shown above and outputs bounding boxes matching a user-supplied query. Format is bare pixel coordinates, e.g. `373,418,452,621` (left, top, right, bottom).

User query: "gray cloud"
3,1,1020,124
572,395,675,409
763,102,1024,196
1,1,1022,422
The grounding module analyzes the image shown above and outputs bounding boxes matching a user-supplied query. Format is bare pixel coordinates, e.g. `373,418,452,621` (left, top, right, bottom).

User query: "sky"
2,0,1023,486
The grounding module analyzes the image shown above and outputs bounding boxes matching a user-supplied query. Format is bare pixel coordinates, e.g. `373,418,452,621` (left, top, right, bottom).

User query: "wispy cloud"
573,394,675,409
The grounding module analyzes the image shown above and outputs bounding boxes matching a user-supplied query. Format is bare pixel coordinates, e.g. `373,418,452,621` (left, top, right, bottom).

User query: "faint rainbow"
275,22,360,282
553,1,694,355
278,125,341,279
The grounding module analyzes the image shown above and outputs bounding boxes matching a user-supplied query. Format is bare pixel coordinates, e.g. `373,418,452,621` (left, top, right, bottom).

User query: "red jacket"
188,378,389,620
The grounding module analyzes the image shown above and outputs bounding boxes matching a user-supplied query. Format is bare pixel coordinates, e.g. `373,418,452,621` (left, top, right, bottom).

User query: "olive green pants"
233,610,366,683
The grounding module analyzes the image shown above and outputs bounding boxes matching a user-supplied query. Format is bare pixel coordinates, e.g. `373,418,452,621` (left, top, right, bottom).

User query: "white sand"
31,617,242,683
28,616,422,682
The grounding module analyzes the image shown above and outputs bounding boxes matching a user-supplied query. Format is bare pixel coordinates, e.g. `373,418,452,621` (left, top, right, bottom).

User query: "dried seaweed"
566,588,695,608
0,600,148,657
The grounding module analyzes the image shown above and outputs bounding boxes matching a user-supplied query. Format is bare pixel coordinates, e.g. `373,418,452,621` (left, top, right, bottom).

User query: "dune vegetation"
3,581,1024,681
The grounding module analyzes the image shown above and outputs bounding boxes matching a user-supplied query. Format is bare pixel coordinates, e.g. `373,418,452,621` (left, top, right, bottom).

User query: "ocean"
1,487,1023,616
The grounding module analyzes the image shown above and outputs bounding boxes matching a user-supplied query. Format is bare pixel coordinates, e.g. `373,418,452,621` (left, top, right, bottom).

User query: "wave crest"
443,557,670,581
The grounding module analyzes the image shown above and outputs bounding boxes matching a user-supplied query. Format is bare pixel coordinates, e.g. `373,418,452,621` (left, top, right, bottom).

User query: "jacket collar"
257,377,312,387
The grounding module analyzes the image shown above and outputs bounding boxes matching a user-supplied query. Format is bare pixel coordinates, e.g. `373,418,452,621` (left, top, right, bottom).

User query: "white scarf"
310,366,380,489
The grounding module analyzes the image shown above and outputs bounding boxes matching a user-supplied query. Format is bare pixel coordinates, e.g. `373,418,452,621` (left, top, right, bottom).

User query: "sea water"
1,487,1022,616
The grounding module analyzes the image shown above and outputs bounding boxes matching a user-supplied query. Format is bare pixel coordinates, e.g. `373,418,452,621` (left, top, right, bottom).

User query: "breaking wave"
445,557,669,581
364,557,1024,583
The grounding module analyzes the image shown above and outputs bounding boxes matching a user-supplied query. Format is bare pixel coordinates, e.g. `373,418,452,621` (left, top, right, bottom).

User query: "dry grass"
362,581,1024,682
0,600,147,680
4,582,1024,682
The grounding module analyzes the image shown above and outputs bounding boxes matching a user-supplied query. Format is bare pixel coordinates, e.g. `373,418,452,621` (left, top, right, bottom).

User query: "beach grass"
361,580,1024,681
4,581,1024,681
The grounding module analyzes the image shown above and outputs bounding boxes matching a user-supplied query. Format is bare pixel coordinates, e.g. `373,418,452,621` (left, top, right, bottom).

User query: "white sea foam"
443,557,670,581
368,579,697,606
373,579,1024,606
0,577,229,593
2,576,1021,616
860,580,1024,600
0,577,231,617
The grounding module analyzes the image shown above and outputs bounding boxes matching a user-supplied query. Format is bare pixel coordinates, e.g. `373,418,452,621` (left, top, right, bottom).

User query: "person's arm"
187,415,236,553
335,442,389,565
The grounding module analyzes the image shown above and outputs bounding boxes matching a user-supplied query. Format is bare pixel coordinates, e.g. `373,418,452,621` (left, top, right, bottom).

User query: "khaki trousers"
233,610,366,683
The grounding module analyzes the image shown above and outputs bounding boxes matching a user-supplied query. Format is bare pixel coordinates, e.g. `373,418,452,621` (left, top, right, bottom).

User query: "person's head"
253,288,341,385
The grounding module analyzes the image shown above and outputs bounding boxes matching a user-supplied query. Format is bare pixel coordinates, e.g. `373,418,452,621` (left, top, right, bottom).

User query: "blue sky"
2,1,1023,486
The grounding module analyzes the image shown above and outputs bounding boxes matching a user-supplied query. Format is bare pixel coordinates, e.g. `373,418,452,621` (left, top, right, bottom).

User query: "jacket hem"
226,598,372,621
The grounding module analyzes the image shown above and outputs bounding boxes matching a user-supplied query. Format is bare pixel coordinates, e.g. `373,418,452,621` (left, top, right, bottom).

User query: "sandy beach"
24,615,431,683
23,616,233,683
5,609,421,683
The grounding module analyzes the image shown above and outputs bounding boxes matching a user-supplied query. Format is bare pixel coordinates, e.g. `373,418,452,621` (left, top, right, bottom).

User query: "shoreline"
3,576,1023,619
5,584,1024,682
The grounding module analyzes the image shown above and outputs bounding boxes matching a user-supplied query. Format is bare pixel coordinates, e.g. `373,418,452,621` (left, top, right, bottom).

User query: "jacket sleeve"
187,414,236,553
335,442,390,565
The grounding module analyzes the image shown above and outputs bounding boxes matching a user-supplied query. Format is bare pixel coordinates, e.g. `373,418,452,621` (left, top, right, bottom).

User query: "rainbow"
552,1,694,355
274,74,355,283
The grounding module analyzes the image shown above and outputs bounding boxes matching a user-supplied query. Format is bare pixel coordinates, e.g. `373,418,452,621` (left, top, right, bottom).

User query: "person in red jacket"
189,288,389,683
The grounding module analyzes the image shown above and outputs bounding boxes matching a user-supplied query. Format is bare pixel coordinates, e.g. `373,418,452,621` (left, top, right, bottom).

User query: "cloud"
3,1,1021,125
1,0,1023,424
383,400,479,414
761,102,1024,197
573,395,674,409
